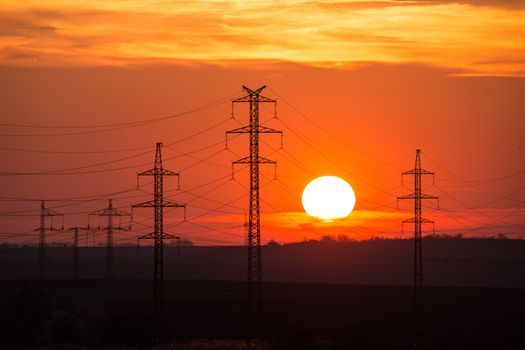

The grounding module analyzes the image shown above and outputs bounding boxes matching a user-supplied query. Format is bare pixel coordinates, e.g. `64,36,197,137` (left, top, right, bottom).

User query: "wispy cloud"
0,1,524,75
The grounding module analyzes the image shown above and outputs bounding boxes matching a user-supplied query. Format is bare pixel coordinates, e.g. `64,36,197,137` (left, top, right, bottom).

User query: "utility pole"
89,199,131,280
226,85,282,345
398,149,439,331
132,142,185,342
36,200,63,279
68,226,90,279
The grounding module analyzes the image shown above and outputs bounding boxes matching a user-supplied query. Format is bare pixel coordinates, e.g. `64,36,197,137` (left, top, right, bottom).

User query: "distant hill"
1,237,524,287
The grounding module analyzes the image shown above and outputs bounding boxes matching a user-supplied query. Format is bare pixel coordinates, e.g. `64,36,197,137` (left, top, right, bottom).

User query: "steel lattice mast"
89,199,130,279
398,149,439,329
68,226,90,279
37,200,63,279
132,142,185,340
226,85,282,344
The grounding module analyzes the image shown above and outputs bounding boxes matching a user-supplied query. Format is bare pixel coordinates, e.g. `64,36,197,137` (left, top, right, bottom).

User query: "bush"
2,286,54,344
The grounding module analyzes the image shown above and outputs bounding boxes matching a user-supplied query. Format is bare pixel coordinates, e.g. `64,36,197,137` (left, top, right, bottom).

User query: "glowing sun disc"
302,176,356,219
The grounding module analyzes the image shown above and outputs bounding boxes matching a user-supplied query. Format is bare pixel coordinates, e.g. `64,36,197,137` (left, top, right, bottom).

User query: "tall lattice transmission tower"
68,226,90,279
226,85,282,344
398,149,439,329
36,200,63,279
89,199,131,279
132,142,185,341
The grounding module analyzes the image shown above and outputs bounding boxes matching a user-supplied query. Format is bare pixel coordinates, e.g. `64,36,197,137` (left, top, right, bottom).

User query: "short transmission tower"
36,200,63,279
68,226,90,279
398,149,439,329
89,199,131,279
132,142,185,340
226,85,282,344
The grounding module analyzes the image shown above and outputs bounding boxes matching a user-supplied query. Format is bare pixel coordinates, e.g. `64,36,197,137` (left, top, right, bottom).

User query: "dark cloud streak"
393,0,525,9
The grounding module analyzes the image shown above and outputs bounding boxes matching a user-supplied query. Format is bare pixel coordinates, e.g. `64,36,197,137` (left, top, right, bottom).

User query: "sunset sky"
0,0,524,245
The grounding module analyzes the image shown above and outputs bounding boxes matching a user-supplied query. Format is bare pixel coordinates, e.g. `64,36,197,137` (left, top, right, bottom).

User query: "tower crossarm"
398,193,439,201
231,156,277,180
232,85,275,103
138,168,180,177
42,207,63,217
233,156,276,165
138,232,154,240
33,226,63,233
138,232,180,240
98,225,130,231
162,232,180,240
132,200,186,208
89,207,130,217
227,125,282,134
402,217,434,224
68,226,91,232
421,194,439,201
398,193,440,209
398,193,416,201
402,168,434,175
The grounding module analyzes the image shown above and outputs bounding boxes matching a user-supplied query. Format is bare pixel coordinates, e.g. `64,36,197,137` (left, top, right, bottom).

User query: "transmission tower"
398,149,439,329
243,213,248,246
36,200,63,279
89,199,131,280
176,236,181,254
132,142,185,341
226,85,282,344
68,226,90,279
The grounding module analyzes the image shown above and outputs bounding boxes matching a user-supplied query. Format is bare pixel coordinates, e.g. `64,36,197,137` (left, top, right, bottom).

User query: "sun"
302,176,356,220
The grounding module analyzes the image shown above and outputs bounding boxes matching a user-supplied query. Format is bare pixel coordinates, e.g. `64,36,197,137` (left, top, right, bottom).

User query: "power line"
0,116,236,159
259,137,402,213
0,144,151,154
0,149,152,176
0,186,141,215
273,114,403,196
425,153,525,184
424,154,525,206
434,185,524,229
0,184,143,202
268,86,406,171
0,90,240,131
184,221,245,239
0,118,233,176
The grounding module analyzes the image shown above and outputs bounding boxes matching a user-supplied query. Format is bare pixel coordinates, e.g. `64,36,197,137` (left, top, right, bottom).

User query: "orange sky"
2,0,525,76
0,0,524,245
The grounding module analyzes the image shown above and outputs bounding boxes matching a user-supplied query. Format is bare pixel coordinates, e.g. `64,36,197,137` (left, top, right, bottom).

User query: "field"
0,279,524,349
1,238,525,287
1,238,524,349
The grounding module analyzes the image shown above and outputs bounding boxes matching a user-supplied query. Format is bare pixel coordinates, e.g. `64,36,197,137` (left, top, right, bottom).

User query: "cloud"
0,13,57,37
0,1,524,76
393,0,525,9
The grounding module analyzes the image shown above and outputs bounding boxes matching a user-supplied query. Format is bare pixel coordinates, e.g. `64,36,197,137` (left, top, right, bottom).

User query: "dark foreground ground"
0,279,524,350
2,238,525,288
